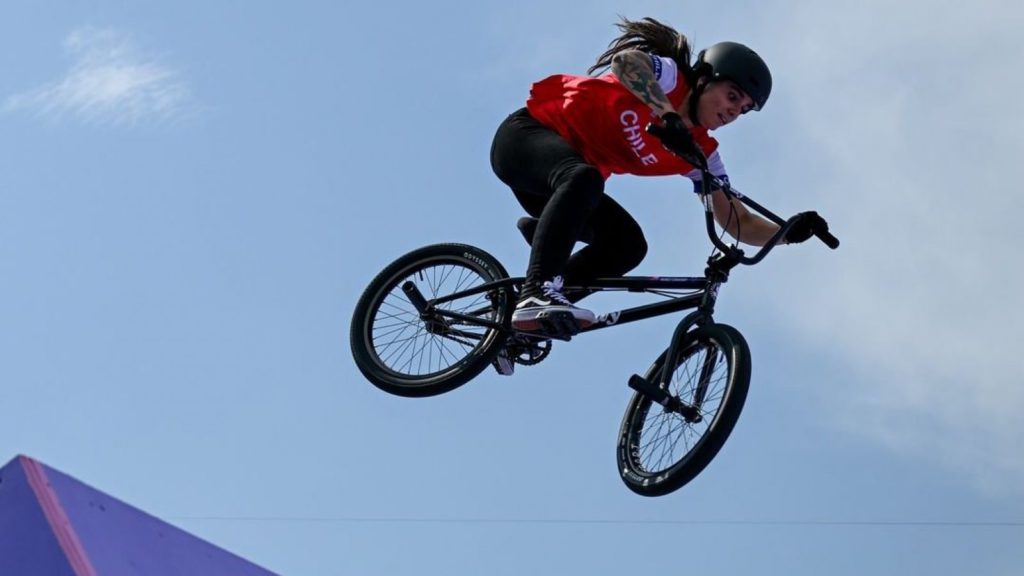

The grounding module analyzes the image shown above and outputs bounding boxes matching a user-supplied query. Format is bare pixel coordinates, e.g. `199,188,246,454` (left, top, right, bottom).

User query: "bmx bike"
350,168,838,496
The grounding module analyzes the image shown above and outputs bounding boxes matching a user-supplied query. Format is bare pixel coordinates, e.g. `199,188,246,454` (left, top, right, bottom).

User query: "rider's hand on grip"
784,211,832,245
646,112,708,170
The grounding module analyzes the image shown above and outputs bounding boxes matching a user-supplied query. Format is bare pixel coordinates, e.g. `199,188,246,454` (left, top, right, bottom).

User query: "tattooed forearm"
611,50,676,117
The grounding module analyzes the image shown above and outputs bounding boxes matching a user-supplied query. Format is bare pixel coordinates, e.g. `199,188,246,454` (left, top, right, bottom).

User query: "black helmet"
695,42,772,111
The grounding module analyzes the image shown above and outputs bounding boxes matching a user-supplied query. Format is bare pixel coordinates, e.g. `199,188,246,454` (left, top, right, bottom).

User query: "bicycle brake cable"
708,192,740,261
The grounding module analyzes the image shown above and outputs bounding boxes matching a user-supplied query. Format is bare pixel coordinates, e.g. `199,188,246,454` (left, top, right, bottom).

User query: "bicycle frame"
422,274,715,335
409,269,728,412
405,166,838,401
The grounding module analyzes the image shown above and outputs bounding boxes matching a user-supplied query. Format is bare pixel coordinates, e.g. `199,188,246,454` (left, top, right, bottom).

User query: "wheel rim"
629,337,732,476
365,258,505,379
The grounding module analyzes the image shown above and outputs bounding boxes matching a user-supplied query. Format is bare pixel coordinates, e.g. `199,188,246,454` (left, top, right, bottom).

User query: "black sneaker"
511,276,595,332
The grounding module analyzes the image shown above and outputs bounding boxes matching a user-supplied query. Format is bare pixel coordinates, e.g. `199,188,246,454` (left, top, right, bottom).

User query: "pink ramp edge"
20,456,98,576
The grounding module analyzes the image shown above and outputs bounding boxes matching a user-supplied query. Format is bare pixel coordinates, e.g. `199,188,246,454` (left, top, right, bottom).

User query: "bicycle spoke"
633,339,730,475
367,259,504,377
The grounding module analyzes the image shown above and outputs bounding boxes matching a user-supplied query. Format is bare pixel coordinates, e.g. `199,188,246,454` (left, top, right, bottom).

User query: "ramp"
0,455,278,575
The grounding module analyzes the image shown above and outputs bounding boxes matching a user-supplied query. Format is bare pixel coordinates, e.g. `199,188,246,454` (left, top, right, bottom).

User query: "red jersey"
526,55,721,181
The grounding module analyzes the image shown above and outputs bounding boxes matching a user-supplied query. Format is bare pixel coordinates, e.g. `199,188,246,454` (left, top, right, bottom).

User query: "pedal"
491,350,515,376
536,311,580,341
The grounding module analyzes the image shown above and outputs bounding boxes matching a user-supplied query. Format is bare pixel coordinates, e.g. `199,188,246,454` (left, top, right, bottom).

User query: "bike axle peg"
628,374,701,421
401,281,431,314
628,374,671,405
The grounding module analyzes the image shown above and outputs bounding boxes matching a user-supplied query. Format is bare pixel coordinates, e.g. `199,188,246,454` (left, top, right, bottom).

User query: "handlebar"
643,118,835,264
700,173,839,265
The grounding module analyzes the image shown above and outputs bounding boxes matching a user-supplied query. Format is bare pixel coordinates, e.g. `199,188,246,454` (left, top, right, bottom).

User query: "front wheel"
350,243,514,397
616,323,751,496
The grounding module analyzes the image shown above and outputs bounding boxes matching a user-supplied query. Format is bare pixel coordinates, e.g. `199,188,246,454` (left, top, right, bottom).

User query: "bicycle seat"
516,217,595,246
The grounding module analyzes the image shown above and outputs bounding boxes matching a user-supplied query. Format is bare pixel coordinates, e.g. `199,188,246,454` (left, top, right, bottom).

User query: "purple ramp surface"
0,455,280,576
0,456,79,576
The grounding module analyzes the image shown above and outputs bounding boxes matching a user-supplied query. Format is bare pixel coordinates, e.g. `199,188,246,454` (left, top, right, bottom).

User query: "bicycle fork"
626,309,716,423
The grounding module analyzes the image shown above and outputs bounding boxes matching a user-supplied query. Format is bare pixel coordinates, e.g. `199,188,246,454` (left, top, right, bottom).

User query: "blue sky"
2,1,1022,574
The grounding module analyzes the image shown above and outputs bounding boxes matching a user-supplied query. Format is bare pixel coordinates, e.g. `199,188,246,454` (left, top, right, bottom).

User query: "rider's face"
696,80,755,130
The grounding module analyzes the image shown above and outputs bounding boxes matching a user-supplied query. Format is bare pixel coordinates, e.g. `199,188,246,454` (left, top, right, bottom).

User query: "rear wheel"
617,323,751,496
350,244,514,397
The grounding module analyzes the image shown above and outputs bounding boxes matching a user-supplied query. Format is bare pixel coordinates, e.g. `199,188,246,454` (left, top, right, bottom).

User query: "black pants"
490,108,647,294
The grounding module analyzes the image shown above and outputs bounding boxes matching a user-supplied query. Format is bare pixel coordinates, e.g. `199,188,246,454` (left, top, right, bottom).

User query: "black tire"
616,323,751,496
350,243,514,397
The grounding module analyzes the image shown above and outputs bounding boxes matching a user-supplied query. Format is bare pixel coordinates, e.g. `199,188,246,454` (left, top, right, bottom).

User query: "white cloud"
4,27,191,125
766,1,1024,493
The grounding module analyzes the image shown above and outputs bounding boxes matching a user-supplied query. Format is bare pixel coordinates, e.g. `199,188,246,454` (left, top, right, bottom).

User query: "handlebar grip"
645,122,708,170
816,229,840,249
